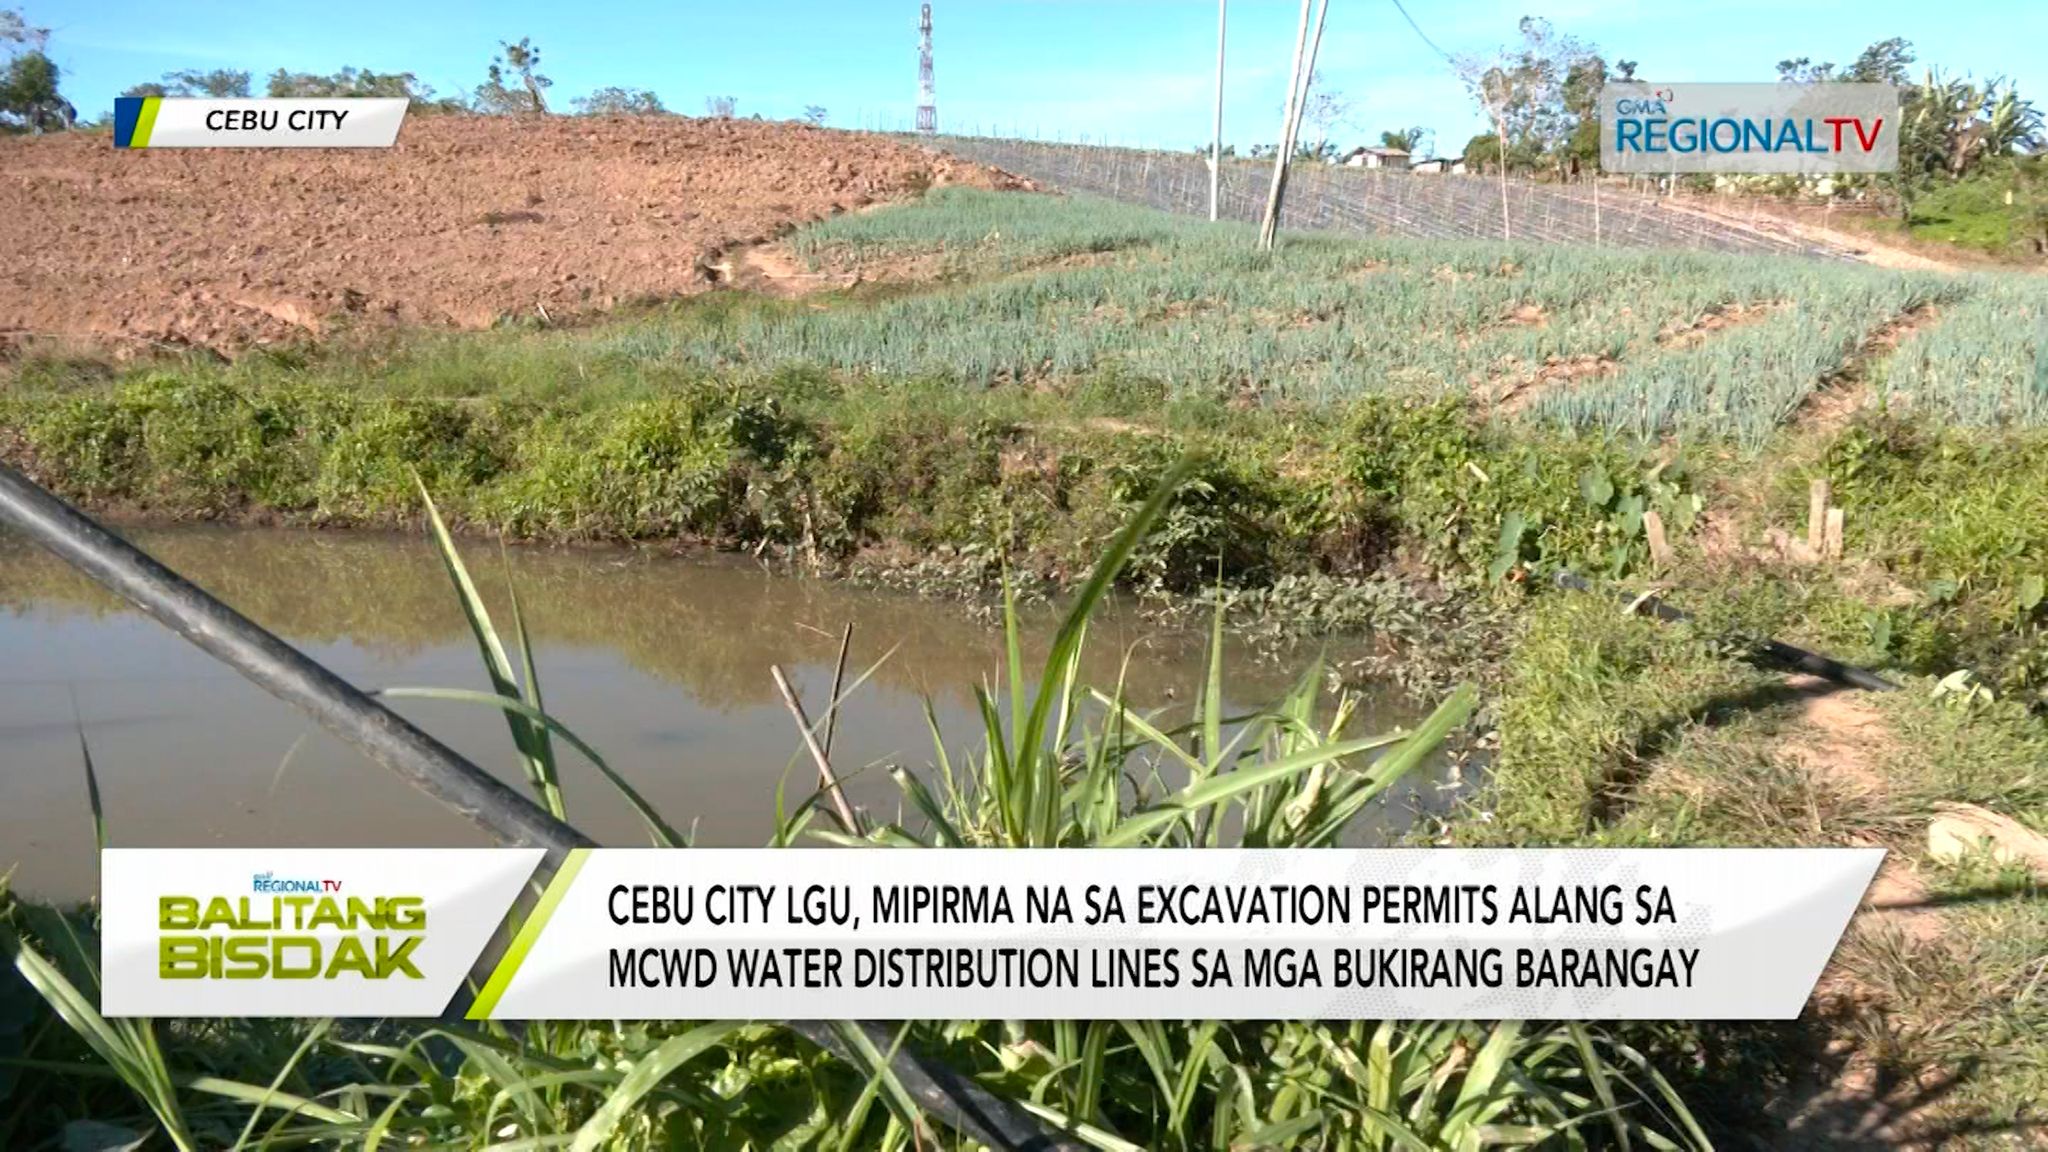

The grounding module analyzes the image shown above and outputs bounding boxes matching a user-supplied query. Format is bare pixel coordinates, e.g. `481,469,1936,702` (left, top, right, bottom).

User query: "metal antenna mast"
916,4,937,133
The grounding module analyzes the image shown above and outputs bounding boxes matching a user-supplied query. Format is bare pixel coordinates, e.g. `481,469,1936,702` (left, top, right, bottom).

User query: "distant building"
1338,146,1409,170
1409,157,1465,175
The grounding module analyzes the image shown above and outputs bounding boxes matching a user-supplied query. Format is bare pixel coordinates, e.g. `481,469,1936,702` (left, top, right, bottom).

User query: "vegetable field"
641,189,2042,447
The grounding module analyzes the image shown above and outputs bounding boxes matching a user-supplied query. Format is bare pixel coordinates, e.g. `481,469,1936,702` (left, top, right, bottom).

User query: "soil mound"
0,116,1019,352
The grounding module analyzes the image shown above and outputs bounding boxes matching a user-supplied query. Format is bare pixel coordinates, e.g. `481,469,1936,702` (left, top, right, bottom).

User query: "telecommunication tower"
916,5,937,133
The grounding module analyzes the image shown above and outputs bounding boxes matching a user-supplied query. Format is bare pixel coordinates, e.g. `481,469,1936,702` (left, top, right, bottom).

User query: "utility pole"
1258,0,1329,251
916,4,937,133
1210,0,1226,221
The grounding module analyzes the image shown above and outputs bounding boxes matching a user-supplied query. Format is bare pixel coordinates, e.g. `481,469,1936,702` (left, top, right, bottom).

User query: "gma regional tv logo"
1601,82,1898,174
158,871,428,981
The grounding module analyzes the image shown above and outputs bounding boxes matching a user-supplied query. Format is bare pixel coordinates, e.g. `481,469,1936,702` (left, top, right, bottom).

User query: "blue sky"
33,1,2048,156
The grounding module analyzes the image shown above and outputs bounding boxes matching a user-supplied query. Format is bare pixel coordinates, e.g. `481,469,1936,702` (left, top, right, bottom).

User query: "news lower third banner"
101,848,1882,1020
113,98,408,148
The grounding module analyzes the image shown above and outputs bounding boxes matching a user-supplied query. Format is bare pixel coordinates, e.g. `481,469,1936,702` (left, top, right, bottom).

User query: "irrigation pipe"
0,463,1078,1152
0,464,590,859
1553,570,1900,693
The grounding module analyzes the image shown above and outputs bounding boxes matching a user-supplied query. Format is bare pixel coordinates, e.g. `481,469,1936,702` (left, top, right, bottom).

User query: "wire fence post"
1210,0,1226,221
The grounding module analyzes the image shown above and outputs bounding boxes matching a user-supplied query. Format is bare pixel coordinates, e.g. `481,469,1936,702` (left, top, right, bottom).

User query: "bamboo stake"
1824,506,1845,561
1643,509,1672,569
1807,478,1831,553
771,664,864,836
1258,0,1315,250
1269,0,1331,241
1210,0,1226,221
822,622,854,760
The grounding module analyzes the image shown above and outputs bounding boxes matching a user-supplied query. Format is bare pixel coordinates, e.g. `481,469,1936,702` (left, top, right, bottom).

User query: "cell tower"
916,4,937,133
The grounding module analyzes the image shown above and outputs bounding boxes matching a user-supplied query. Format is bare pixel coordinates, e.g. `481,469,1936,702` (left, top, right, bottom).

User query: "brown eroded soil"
0,116,1020,352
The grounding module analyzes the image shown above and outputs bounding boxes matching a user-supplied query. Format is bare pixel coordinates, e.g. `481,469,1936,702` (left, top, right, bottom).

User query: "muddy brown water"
0,527,1438,903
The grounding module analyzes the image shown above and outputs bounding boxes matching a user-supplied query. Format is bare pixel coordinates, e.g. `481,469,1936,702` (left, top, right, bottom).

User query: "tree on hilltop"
267,67,430,100
573,87,666,115
0,6,68,131
477,37,550,114
165,68,250,96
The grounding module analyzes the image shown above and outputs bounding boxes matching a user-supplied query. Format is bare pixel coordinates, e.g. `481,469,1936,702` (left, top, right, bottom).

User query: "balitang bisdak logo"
1601,82,1898,174
157,869,428,980
103,849,543,1018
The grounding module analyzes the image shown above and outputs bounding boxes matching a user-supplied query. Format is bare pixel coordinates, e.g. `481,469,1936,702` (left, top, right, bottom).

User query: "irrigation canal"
0,526,1439,901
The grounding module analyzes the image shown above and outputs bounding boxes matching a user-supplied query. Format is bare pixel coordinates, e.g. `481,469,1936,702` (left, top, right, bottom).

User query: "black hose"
0,465,592,860
0,464,1077,1152
1552,570,1899,693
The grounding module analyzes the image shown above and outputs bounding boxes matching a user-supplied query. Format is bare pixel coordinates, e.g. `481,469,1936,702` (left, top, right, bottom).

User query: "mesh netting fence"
927,135,1852,260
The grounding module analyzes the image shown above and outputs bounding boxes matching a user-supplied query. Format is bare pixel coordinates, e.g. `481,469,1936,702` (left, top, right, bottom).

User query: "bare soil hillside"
0,116,1016,351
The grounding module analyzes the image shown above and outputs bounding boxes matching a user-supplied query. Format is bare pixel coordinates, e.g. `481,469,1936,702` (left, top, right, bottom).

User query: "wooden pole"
1210,0,1226,221
1494,108,1512,242
1593,172,1601,247
1643,509,1672,569
1258,0,1315,250
1807,478,1830,554
771,664,865,836
1293,0,1330,157
1253,0,1318,249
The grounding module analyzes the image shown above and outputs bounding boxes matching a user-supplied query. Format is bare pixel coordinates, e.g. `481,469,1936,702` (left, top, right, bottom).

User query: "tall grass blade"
1291,684,1478,846
1202,580,1225,775
72,711,106,856
823,1021,929,1144
5,940,197,1151
1013,1099,1146,1152
1100,726,1413,847
503,543,564,819
889,766,963,847
567,1022,738,1152
1011,457,1197,841
832,1021,916,1152
414,477,563,819
1568,1024,1631,1152
376,687,685,847
226,1020,333,1151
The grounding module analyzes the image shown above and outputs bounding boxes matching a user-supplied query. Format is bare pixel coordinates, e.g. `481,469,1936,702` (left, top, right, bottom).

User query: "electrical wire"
1386,0,1457,65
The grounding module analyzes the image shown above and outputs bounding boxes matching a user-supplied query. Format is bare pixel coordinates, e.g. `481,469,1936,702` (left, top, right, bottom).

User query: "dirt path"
1769,677,1955,1148
1796,303,1945,434
1660,197,1968,273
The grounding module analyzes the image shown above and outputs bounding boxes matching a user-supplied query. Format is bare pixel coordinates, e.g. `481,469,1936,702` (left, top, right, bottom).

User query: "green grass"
1456,586,2048,1137
1811,417,2048,697
1903,163,2048,258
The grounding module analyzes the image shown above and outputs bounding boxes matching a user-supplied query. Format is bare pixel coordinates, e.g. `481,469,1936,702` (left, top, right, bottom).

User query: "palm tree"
1378,126,1429,153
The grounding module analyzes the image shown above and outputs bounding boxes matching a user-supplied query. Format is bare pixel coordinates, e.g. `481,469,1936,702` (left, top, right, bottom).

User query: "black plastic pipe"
1553,570,1899,693
0,464,1077,1152
0,464,592,858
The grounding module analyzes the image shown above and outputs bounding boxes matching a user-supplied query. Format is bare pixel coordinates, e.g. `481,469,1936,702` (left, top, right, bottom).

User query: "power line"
1386,0,1455,65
